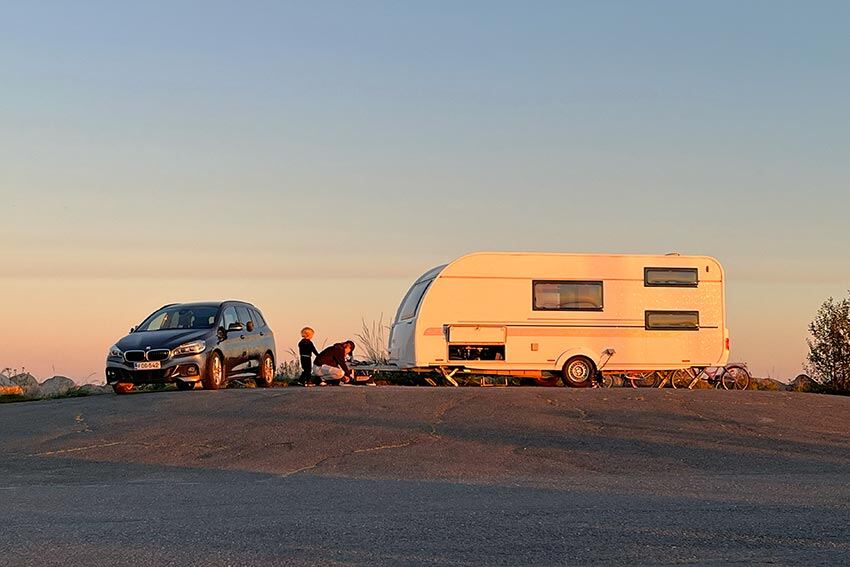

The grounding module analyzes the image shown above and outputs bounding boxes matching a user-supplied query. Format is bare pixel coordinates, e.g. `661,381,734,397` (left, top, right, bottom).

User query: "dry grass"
354,315,390,365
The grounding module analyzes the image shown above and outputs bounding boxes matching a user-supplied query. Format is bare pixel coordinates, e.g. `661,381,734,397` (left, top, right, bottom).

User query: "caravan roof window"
533,281,603,311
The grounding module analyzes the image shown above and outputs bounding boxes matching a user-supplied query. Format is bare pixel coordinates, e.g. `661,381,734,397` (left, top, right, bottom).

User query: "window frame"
531,280,604,312
235,304,253,326
250,307,266,328
220,305,239,329
644,267,699,288
397,279,434,321
645,310,700,331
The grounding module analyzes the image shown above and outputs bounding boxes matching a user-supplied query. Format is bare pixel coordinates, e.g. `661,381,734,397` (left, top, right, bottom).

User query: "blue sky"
1,1,848,380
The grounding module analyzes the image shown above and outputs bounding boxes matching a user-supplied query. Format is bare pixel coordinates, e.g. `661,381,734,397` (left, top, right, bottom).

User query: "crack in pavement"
27,441,128,457
428,392,475,439
278,437,422,478
537,393,605,432
280,392,475,477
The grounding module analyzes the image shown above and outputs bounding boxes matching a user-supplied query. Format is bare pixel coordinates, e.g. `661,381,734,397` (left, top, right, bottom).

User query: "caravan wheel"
562,357,595,388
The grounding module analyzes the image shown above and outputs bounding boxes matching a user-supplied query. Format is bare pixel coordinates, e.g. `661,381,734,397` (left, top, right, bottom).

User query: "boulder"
787,374,818,393
11,373,41,398
40,376,77,398
75,384,112,396
0,373,24,396
749,377,783,391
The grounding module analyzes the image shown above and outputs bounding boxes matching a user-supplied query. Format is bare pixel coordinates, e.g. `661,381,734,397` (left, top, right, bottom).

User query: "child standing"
298,327,319,386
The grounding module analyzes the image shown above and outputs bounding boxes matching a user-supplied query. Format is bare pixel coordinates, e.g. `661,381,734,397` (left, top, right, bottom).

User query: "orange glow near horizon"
0,269,835,384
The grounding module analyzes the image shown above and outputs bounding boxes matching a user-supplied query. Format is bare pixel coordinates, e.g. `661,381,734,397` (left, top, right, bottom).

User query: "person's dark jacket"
314,343,351,377
298,338,319,360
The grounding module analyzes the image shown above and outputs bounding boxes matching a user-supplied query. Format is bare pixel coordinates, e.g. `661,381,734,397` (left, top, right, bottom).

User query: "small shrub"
806,292,850,392
354,315,390,365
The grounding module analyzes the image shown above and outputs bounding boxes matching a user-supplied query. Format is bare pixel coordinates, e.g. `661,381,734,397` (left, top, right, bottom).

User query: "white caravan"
388,252,729,386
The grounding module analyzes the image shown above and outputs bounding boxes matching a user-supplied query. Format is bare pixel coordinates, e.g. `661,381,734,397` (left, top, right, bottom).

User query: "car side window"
235,305,253,329
250,308,266,328
221,306,238,329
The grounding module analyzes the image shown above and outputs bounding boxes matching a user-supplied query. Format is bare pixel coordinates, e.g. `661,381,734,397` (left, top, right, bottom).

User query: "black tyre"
255,353,275,388
562,357,595,388
176,381,195,391
722,365,750,390
203,352,225,390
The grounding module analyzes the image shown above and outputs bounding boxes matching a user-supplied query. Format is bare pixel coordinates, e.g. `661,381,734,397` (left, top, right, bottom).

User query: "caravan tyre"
562,357,594,388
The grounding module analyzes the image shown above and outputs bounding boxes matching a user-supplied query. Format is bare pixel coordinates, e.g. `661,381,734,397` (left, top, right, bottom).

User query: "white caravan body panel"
388,252,729,373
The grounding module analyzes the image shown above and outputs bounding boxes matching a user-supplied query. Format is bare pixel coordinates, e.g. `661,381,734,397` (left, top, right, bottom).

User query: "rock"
75,384,112,396
749,377,783,391
0,384,24,396
0,373,12,387
11,373,41,398
40,376,77,398
787,374,818,393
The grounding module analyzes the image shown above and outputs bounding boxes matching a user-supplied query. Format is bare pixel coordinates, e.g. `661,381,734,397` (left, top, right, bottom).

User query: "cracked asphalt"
2,387,850,566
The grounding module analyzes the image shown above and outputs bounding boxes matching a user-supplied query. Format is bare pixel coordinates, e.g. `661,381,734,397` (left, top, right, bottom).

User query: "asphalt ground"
1,386,849,566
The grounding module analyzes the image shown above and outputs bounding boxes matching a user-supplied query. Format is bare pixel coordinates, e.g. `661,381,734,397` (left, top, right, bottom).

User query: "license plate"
134,361,161,370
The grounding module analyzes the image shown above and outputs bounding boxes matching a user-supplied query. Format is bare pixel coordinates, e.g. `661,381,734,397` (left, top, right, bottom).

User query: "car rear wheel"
562,356,595,388
255,353,275,388
203,352,225,390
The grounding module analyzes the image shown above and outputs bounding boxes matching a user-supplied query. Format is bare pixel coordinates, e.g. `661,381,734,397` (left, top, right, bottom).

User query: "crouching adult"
312,340,355,385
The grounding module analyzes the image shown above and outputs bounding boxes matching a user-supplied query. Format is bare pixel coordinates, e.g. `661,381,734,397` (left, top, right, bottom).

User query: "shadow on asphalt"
2,454,849,566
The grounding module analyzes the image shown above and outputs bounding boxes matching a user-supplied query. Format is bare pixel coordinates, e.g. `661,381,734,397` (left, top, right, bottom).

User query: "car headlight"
172,340,206,357
108,344,123,359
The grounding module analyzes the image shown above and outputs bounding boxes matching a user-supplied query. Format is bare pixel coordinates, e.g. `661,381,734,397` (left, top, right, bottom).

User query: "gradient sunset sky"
2,1,848,382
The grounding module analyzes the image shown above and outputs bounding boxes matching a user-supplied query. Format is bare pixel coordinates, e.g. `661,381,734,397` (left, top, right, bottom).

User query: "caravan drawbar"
388,252,729,386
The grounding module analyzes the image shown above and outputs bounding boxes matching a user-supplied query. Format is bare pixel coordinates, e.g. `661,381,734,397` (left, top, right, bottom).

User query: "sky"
1,0,848,382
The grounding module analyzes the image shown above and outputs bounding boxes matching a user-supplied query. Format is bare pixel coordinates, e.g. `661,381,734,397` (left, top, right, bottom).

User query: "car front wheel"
203,352,225,390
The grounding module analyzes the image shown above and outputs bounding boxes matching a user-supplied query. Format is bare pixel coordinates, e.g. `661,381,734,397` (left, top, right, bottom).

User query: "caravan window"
397,279,433,321
645,311,699,330
644,267,698,287
532,281,603,311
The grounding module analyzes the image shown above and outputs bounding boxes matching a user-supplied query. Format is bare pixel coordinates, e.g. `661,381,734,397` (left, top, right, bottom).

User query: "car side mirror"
227,322,244,333
129,326,136,334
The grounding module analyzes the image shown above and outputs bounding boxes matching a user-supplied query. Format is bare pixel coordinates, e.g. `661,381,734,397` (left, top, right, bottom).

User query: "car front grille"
147,349,170,361
124,349,171,362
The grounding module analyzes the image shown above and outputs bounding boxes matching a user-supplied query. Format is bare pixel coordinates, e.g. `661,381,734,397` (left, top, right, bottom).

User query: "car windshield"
136,306,218,332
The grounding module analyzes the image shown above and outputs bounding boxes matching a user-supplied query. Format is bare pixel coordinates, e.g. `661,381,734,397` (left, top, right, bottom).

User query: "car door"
250,307,274,357
235,304,260,375
218,305,247,377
